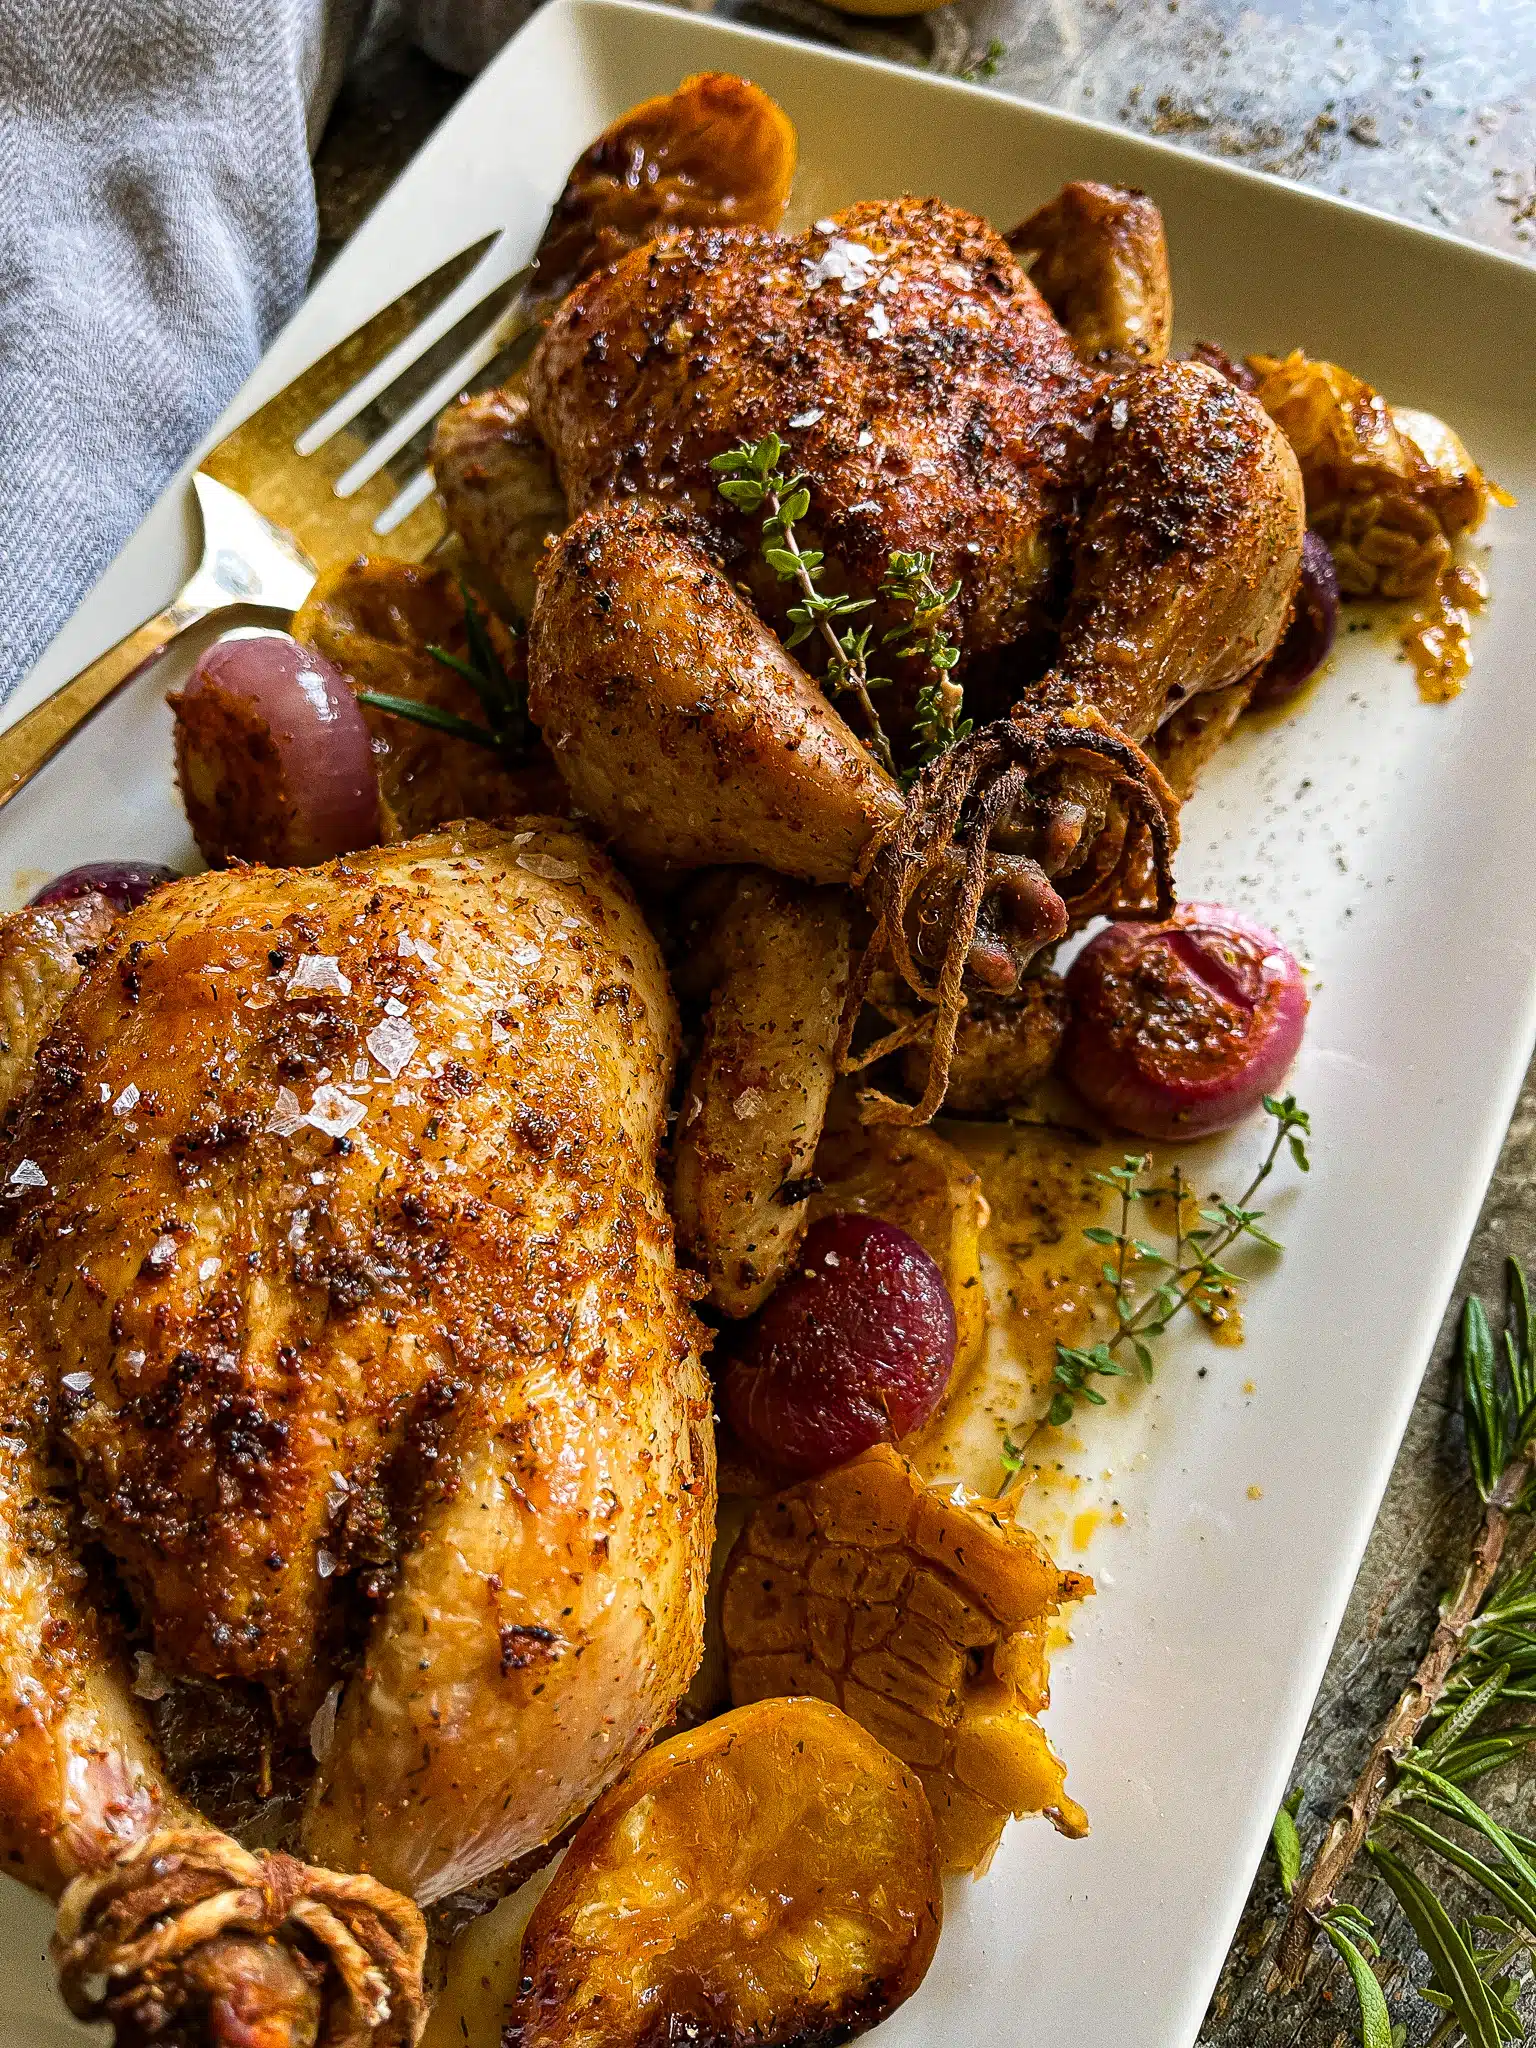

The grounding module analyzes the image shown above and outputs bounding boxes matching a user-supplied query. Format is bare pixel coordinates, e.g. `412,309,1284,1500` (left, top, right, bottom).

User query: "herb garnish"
880,550,970,782
1007,1093,1311,1443
1269,1259,1536,2046
712,439,982,782
712,434,896,774
356,583,528,762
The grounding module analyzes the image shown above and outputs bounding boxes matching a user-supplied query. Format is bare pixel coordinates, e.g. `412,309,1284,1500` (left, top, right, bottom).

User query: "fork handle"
0,593,217,815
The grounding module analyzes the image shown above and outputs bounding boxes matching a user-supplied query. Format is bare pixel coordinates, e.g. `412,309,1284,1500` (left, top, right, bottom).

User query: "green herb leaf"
1321,1914,1394,2048
1271,1798,1303,1895
1369,1843,1507,2048
355,692,501,751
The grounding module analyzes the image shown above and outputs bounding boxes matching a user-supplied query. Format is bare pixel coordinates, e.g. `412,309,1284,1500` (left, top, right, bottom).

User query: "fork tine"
200,236,502,572
334,287,540,500
226,235,500,449
373,467,439,537
296,245,523,460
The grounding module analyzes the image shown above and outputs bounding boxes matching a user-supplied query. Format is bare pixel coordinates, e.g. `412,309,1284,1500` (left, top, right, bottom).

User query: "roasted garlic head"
722,1445,1089,1872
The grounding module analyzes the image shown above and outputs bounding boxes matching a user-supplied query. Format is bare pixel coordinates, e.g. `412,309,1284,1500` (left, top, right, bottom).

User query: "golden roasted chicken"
511,185,1305,1130
0,824,711,2041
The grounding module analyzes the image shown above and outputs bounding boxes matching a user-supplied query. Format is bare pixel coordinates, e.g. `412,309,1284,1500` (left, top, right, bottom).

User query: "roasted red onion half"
1248,530,1341,714
1063,902,1307,1140
30,862,178,912
722,1214,957,1478
171,633,380,868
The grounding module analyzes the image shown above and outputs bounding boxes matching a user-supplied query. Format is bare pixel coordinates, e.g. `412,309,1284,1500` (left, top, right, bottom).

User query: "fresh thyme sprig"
711,434,896,774
356,583,528,762
880,550,971,783
1269,1259,1536,2047
1007,1094,1311,1443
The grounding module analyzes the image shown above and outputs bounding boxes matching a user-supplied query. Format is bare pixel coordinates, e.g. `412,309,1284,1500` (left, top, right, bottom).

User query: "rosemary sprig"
880,549,971,782
712,434,896,774
1269,1259,1536,2046
356,583,528,762
1028,1094,1310,1433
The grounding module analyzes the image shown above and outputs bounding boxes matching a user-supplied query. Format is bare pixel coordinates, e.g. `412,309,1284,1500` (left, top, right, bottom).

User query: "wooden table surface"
312,4,1536,2037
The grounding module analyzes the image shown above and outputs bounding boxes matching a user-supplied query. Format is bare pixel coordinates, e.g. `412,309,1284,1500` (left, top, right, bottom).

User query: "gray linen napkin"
0,0,533,700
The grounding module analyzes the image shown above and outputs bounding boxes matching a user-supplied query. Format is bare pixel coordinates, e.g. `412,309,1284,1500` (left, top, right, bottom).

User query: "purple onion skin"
1248,531,1340,713
30,862,179,912
1063,902,1308,1142
723,1213,958,1478
173,634,380,869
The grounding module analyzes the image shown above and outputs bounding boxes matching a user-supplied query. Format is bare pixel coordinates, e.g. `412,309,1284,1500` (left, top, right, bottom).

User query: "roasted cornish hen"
0,825,711,2039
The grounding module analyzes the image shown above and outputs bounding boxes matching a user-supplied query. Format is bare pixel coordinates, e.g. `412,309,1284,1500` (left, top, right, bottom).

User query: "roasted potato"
503,1698,941,2047
672,872,851,1317
293,557,567,837
722,1446,1089,1873
810,1110,988,1377
1248,349,1494,599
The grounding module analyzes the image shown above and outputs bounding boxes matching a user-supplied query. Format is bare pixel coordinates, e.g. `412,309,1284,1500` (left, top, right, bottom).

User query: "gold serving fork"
0,230,545,813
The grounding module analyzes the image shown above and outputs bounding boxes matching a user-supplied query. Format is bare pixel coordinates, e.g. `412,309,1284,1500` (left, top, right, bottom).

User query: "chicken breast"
0,822,713,1905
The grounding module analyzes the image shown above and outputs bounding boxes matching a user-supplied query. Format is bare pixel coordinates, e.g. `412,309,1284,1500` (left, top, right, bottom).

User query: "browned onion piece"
172,633,380,869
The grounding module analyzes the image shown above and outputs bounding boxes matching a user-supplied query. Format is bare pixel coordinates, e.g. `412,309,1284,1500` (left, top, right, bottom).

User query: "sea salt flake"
316,1547,337,1580
367,1016,418,1079
1110,396,1130,432
814,216,837,233
517,853,579,883
732,1087,766,1121
198,1257,220,1283
5,1159,47,1196
384,996,408,1017
306,1085,367,1138
823,1250,841,1267
787,407,823,428
309,1681,343,1763
511,830,535,845
866,303,891,339
268,1087,306,1137
802,237,877,293
857,426,874,448
289,954,352,997
112,1084,140,1116
490,1019,511,1049
510,940,540,968
61,1371,93,1394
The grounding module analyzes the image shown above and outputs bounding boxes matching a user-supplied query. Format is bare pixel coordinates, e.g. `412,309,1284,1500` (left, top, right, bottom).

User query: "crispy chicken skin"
526,194,1302,736
530,498,901,878
529,198,1094,669
0,892,118,1116
0,824,712,1906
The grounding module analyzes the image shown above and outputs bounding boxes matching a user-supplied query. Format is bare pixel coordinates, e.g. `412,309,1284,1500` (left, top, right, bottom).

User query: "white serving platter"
4,5,1536,2043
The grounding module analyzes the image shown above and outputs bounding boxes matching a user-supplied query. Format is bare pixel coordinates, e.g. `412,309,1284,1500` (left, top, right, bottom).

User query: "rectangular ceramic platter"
5,5,1536,2042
